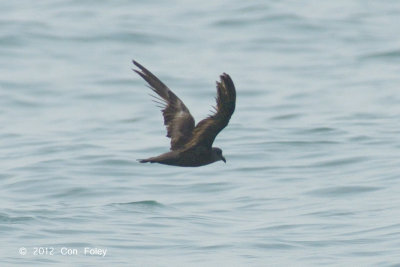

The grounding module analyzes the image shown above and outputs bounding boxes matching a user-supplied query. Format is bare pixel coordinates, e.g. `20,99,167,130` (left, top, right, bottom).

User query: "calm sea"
1,0,400,266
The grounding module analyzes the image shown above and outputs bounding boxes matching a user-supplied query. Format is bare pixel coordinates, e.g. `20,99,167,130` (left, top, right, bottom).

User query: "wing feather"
133,60,195,150
184,73,236,149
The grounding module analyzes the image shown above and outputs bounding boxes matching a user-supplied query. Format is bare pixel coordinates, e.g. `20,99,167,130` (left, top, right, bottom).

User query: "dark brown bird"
133,60,236,167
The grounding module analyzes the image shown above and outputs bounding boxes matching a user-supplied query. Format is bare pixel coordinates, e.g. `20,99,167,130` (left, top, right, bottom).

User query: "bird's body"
139,147,223,167
133,60,236,167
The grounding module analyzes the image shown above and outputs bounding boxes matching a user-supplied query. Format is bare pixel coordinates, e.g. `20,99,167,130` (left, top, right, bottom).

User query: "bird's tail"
137,158,153,163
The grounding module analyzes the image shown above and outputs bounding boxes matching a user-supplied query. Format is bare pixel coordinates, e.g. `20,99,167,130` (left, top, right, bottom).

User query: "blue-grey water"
1,1,400,266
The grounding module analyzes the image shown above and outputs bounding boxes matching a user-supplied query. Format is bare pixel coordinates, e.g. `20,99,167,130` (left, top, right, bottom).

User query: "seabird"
133,60,236,167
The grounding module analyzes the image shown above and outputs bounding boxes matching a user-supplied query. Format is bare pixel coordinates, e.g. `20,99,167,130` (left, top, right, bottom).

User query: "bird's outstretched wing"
184,73,236,149
133,60,195,151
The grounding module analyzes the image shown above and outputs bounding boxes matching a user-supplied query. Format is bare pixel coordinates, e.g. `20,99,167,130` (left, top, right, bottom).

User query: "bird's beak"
221,156,226,163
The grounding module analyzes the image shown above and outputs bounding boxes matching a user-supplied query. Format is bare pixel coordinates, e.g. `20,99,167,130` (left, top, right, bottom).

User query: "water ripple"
306,186,382,197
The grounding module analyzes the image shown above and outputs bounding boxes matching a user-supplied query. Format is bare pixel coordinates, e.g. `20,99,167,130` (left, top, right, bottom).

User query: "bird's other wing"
133,60,195,151
184,73,236,149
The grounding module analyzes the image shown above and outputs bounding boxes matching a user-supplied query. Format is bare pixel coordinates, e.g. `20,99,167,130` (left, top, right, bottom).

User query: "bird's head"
212,147,226,163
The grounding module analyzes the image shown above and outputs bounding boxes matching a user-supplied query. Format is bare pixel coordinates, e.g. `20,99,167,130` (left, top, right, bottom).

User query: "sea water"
1,1,400,266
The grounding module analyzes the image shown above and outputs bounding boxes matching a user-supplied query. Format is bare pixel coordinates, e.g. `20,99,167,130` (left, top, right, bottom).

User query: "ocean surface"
1,0,400,266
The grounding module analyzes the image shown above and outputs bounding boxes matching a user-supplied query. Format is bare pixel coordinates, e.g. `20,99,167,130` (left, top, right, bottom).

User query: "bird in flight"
133,60,236,167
